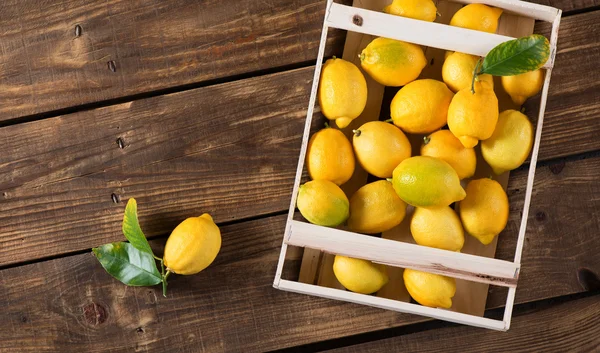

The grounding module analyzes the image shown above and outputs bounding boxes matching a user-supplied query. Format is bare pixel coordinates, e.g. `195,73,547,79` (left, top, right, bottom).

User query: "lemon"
410,206,464,252
390,79,454,134
421,129,476,180
333,255,389,294
297,180,349,227
352,121,411,178
360,37,427,87
383,0,437,22
459,178,509,245
404,269,456,308
448,80,499,148
348,180,407,234
482,110,534,175
450,4,503,33
307,127,355,185
442,52,494,93
391,156,466,208
501,69,545,106
318,58,368,128
164,214,221,275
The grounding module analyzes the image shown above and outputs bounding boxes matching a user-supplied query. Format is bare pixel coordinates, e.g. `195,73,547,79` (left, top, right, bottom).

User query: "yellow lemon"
450,4,503,33
164,214,221,275
410,206,464,252
333,255,389,294
297,180,349,227
459,178,509,245
482,110,534,175
442,52,494,93
352,121,411,178
383,0,437,22
390,79,454,134
501,69,545,106
391,156,466,208
421,129,476,180
360,37,427,87
318,58,368,128
404,269,456,308
348,180,407,234
307,127,355,185
448,80,499,148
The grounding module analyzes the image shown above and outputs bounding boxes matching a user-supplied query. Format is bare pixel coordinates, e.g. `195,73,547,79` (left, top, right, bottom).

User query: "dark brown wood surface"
0,0,595,123
1,0,600,352
1,154,599,352
2,11,600,267
328,293,600,353
0,0,349,123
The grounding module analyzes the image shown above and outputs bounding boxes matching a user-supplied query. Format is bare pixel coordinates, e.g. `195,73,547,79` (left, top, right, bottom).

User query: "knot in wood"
83,302,108,326
577,268,600,291
352,15,363,26
75,24,82,38
548,160,565,175
111,193,121,204
535,211,546,222
107,60,117,72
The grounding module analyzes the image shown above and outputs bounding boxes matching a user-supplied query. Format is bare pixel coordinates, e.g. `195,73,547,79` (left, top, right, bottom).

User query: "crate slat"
326,2,554,69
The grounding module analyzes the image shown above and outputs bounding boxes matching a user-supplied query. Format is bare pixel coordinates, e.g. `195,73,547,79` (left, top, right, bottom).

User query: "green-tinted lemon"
410,206,464,252
333,255,389,294
307,127,355,185
318,58,368,128
482,110,534,175
391,156,466,208
352,121,411,178
390,79,454,134
297,180,349,227
404,269,456,308
348,180,407,234
384,0,437,22
360,37,427,87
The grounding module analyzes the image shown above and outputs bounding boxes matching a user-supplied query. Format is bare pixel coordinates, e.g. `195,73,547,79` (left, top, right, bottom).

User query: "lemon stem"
386,178,393,183
162,270,171,297
353,129,361,137
471,58,483,94
436,11,442,17
423,136,431,145
324,122,330,129
384,118,393,123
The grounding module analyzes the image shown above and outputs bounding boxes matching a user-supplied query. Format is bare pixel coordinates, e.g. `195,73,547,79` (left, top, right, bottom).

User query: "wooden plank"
0,0,349,122
1,153,600,352
0,68,315,266
328,294,600,353
0,0,596,122
1,10,599,267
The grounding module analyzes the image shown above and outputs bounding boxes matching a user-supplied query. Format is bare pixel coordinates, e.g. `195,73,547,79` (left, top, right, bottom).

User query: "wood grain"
0,0,349,122
1,10,599,267
328,293,600,353
0,68,314,266
1,153,600,352
0,0,596,122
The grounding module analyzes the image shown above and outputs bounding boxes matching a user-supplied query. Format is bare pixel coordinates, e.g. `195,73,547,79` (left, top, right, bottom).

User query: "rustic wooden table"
0,1,599,352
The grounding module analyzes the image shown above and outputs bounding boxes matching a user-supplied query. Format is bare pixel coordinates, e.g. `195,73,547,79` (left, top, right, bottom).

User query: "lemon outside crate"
273,0,561,331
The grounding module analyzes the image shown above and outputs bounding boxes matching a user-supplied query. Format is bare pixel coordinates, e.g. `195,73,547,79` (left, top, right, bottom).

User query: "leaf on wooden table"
480,34,550,76
93,242,162,286
122,198,154,256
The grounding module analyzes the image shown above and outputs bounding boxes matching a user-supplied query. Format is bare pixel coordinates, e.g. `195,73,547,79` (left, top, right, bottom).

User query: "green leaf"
122,198,154,256
93,242,162,286
480,34,550,76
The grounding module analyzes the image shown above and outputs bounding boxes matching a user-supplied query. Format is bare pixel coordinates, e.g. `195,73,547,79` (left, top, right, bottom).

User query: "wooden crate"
274,0,561,331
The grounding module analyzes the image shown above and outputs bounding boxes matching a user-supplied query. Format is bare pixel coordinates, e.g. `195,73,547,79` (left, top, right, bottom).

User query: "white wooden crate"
273,0,561,331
